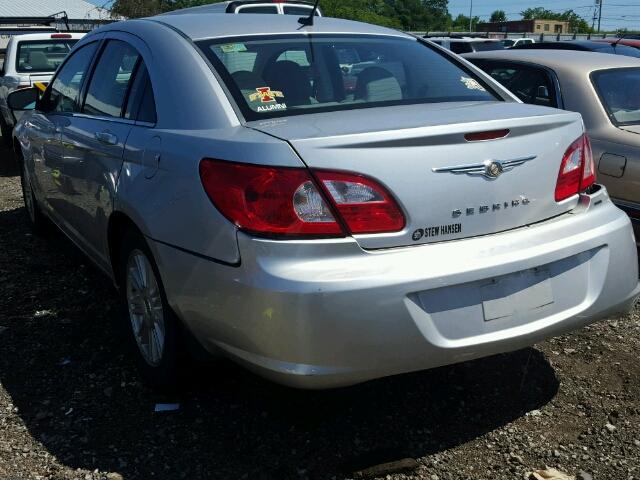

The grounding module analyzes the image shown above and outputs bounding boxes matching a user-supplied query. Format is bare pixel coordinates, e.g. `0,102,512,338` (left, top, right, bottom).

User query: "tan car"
465,50,640,242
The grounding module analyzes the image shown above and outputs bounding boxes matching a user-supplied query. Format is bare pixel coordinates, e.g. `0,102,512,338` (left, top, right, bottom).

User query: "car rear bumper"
152,186,639,388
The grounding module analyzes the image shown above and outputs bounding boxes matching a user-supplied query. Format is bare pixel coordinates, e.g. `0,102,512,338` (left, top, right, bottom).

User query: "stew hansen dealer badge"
249,87,287,112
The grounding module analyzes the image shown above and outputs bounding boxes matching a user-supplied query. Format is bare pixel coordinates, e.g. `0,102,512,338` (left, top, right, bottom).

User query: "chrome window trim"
71,112,138,125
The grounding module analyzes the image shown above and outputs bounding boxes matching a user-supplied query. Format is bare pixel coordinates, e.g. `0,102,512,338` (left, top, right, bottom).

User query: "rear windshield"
16,39,78,73
282,5,317,15
198,34,499,120
592,68,640,126
608,44,640,58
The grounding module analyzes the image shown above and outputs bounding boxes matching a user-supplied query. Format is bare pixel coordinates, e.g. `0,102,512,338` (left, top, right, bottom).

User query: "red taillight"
51,33,72,38
315,170,405,234
199,160,405,238
555,133,596,202
199,159,342,237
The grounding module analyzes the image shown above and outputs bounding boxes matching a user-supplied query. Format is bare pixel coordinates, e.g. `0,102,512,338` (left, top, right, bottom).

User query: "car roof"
463,49,640,74
149,11,408,41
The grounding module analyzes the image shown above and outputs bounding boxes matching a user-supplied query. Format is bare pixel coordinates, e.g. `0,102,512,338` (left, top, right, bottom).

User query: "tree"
111,0,164,18
449,13,479,31
490,9,506,23
109,0,452,31
321,0,402,28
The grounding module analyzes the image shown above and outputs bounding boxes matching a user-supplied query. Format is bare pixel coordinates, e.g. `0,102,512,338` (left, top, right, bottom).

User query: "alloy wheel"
126,250,165,366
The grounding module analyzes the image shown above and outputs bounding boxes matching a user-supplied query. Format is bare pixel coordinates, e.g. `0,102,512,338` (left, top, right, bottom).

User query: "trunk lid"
249,102,584,249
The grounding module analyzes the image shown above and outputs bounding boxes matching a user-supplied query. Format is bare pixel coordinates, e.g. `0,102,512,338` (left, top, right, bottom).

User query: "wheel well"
108,212,141,287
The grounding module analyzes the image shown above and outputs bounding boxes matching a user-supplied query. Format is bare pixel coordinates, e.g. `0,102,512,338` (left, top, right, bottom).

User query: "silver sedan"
9,11,639,390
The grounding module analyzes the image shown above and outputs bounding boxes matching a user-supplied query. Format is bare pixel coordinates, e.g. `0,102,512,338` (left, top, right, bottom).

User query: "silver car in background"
9,13,639,390
464,50,640,242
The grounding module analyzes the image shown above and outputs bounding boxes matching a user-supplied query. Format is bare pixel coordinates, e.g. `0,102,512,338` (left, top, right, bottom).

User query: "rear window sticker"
460,76,486,91
248,86,284,103
257,103,287,113
220,43,248,53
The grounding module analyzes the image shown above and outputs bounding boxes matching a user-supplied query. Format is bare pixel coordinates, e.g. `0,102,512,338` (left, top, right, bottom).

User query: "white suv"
0,32,84,144
426,37,504,54
163,0,322,15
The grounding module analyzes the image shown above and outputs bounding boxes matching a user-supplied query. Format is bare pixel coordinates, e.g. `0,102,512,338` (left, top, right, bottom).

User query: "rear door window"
477,61,559,108
83,40,139,118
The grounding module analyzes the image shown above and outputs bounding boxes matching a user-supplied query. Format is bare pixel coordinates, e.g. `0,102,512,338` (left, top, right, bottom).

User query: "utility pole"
469,0,473,32
597,0,603,33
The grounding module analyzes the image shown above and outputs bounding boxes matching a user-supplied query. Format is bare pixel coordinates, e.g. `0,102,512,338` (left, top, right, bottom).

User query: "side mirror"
7,87,39,111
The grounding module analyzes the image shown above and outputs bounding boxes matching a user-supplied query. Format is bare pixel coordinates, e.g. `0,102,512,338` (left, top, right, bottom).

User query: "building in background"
477,19,571,34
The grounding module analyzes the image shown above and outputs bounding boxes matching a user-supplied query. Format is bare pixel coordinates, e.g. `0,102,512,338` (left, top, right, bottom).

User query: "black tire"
118,228,185,392
18,150,48,235
0,115,12,148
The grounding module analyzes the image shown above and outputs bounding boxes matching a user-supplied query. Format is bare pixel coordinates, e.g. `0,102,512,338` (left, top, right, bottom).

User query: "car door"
26,41,99,221
57,37,142,268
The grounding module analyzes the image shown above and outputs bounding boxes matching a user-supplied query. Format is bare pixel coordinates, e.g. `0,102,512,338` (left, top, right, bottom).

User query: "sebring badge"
432,156,536,179
452,195,531,218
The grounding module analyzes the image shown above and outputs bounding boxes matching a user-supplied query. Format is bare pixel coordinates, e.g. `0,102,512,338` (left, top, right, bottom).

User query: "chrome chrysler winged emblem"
432,156,536,179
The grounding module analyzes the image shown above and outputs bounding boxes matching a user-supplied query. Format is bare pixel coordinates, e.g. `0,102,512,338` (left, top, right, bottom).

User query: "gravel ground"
0,143,639,480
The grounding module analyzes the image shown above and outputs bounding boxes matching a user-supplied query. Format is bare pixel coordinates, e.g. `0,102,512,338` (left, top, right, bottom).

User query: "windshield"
592,68,640,125
16,39,78,73
198,34,499,120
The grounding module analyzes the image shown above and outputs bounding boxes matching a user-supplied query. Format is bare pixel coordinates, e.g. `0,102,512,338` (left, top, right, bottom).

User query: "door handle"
95,131,117,145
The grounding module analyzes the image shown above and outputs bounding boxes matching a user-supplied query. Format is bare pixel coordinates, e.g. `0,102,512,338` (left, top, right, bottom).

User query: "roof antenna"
298,0,320,26
612,33,626,47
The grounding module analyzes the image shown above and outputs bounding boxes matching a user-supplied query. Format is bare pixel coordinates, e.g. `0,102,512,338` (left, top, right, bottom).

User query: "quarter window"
47,42,98,113
125,62,157,124
83,40,140,118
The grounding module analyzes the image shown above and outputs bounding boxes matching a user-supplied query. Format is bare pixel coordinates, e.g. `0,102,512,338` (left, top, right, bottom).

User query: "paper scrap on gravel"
528,468,575,480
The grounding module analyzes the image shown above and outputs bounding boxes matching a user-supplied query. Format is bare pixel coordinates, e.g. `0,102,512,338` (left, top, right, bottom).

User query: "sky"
89,0,640,31
447,0,640,31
